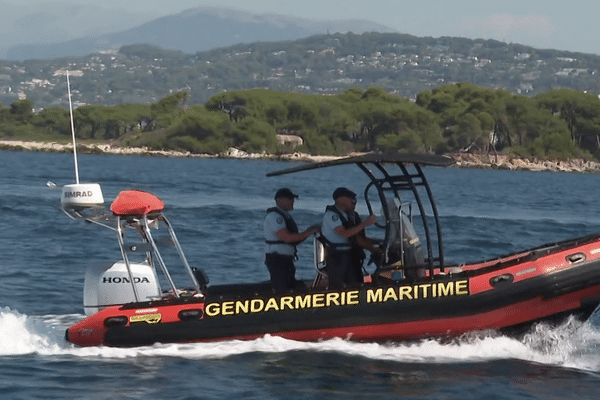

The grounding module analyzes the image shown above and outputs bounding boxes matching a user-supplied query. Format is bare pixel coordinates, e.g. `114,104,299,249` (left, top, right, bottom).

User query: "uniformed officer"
264,188,320,293
321,187,379,289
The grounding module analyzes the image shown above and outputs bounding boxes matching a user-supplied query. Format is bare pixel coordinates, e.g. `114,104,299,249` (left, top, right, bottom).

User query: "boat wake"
0,307,69,356
2,307,600,372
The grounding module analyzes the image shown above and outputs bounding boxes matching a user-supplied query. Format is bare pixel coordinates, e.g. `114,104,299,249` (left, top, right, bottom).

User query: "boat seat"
312,234,328,288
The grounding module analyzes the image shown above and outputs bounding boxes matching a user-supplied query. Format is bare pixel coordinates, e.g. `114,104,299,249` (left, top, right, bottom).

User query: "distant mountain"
0,2,158,60
5,6,397,61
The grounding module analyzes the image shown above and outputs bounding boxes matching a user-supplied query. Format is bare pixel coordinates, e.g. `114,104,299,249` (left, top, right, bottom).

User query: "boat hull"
66,236,600,347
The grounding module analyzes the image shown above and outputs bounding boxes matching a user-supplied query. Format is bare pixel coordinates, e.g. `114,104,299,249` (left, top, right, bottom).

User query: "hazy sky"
7,0,600,55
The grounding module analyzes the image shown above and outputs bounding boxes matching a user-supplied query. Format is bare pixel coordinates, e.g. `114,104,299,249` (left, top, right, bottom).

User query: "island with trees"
2,83,600,172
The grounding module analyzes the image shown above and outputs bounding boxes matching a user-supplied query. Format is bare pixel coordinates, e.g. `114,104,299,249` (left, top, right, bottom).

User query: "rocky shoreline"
0,140,341,163
452,153,600,173
2,139,600,173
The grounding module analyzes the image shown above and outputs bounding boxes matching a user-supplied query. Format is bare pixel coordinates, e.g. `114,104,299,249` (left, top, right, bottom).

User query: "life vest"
265,207,301,250
325,205,360,229
321,205,363,254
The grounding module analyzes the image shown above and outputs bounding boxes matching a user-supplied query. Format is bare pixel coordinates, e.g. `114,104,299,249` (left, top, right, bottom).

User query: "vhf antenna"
58,70,104,215
67,70,80,184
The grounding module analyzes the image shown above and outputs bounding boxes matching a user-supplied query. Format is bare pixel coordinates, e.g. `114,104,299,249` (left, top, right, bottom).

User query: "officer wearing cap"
264,188,320,293
321,187,378,289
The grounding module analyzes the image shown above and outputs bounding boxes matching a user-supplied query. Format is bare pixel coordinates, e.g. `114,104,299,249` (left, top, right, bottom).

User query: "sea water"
2,150,600,399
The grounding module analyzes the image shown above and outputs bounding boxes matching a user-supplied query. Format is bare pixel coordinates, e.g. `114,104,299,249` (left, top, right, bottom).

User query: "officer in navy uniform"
321,187,379,289
264,188,320,293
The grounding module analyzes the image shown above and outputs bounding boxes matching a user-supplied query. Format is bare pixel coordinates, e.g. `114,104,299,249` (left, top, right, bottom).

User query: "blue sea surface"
2,150,600,399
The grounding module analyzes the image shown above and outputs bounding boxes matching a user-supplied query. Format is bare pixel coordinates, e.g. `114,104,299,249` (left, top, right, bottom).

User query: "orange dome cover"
110,190,165,216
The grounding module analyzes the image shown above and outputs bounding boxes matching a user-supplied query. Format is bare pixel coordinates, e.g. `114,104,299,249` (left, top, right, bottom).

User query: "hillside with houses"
0,32,598,110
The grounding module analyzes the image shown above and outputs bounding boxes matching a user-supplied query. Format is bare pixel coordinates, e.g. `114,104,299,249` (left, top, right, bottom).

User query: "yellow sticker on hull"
129,313,162,324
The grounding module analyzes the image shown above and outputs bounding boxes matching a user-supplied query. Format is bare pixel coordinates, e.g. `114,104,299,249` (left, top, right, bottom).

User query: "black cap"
275,188,299,199
333,187,356,200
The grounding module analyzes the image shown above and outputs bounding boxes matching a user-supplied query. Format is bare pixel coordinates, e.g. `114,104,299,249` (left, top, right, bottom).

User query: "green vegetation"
2,84,600,161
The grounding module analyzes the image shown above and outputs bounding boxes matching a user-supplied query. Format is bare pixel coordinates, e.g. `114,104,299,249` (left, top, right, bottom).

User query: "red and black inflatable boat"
63,153,600,347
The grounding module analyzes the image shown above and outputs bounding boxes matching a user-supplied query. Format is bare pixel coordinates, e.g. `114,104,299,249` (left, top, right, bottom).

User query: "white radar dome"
61,183,104,209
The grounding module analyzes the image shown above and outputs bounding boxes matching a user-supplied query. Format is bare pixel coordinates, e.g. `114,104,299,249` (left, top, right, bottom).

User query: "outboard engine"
83,261,161,315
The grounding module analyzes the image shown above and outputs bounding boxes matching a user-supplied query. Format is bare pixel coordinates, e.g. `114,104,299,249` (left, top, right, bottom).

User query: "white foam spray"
2,307,599,372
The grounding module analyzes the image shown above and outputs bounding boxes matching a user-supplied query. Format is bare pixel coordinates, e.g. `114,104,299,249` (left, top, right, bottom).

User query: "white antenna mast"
59,70,104,213
67,70,80,184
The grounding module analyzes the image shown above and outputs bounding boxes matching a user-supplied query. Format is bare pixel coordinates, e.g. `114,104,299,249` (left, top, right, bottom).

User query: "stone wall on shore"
2,140,600,173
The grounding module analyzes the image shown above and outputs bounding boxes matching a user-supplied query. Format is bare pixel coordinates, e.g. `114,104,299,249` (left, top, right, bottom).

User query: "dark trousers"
325,250,363,289
265,253,297,293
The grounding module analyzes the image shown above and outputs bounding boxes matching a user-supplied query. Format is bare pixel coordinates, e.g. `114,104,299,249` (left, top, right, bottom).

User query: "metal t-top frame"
267,153,454,276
